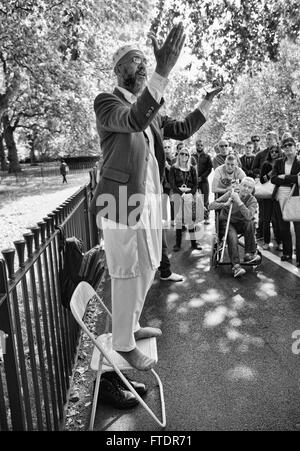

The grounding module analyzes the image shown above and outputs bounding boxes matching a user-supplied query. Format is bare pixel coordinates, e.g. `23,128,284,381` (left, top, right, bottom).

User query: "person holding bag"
271,136,300,266
259,145,282,250
170,147,202,251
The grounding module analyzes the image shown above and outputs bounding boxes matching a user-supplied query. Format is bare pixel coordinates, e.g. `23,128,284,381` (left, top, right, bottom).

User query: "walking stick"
220,201,233,263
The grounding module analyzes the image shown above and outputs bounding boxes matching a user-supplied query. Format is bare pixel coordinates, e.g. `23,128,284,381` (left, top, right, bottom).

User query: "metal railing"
0,184,100,430
0,162,98,183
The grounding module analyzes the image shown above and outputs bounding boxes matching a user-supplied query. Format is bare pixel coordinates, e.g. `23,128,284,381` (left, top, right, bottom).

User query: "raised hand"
204,85,223,101
148,23,186,78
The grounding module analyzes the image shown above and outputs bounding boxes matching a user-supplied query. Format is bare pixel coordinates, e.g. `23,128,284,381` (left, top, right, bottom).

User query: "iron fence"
0,184,101,430
0,162,97,182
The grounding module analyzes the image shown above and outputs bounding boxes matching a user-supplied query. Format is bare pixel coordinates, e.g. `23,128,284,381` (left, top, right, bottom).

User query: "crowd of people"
162,132,300,276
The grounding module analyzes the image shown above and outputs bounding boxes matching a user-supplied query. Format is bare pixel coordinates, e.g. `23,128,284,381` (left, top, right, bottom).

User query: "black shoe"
103,372,147,396
96,377,138,409
281,255,292,262
173,244,181,252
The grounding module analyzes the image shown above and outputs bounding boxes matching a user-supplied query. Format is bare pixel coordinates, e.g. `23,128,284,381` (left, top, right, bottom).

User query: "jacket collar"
281,155,299,172
115,86,137,104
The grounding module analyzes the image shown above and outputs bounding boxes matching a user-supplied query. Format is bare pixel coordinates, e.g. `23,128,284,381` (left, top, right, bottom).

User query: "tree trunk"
0,133,8,171
2,114,21,173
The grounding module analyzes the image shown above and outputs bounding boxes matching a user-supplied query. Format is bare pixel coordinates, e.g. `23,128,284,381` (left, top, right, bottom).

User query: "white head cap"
112,44,143,69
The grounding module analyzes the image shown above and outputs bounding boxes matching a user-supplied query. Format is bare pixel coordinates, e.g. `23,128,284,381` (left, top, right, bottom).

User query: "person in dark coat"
271,136,300,266
259,145,282,250
60,160,68,183
193,139,213,223
170,147,202,252
240,141,255,178
252,131,279,239
91,25,222,371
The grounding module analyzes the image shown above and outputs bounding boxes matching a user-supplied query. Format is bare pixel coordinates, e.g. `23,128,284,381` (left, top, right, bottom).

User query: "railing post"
83,185,91,249
0,260,25,430
85,185,98,248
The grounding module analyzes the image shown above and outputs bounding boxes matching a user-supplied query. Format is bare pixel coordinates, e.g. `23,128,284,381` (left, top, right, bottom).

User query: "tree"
0,132,8,171
151,0,300,83
0,0,154,171
223,38,300,144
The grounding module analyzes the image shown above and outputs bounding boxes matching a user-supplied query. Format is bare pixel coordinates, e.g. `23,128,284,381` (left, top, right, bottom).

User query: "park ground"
0,172,89,251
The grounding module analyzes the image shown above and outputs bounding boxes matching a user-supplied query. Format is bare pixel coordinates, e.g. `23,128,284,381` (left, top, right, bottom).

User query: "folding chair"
70,281,166,430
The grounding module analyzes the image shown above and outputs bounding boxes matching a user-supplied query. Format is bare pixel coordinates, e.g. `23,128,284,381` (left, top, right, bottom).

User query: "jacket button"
145,156,149,161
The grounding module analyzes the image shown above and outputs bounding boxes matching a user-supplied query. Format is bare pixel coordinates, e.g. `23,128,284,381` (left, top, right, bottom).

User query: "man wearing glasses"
91,24,222,372
212,139,230,169
251,135,261,154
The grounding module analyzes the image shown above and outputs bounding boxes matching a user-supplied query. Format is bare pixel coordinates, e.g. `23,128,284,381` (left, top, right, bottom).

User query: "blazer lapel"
149,121,165,178
291,157,300,175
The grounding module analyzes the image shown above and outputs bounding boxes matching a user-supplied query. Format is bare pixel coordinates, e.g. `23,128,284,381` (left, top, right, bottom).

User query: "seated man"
209,177,260,278
212,154,246,197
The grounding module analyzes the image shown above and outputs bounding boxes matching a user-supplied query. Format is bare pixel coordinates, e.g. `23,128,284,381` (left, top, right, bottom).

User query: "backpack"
58,228,105,309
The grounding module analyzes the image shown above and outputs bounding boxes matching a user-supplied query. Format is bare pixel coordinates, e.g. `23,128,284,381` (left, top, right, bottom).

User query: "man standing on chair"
91,23,222,371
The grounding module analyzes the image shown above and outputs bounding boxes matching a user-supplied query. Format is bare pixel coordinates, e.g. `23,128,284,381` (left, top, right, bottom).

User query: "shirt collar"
117,86,137,104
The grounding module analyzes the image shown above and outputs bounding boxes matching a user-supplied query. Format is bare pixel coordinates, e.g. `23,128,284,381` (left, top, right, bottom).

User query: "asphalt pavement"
94,219,300,431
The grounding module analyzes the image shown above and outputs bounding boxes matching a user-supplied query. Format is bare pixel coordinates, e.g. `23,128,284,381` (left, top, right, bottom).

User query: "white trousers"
111,270,156,351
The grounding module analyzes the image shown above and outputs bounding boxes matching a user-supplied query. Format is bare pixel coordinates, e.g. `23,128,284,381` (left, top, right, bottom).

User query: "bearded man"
90,24,222,370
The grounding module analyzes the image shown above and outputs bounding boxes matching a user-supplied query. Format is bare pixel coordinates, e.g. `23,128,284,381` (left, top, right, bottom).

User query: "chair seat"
90,333,158,371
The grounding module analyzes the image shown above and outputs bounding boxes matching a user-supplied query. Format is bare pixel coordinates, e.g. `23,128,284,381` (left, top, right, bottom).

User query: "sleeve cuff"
197,98,212,120
147,72,168,103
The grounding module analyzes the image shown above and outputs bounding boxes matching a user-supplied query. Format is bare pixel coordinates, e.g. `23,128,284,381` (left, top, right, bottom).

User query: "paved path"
94,221,300,431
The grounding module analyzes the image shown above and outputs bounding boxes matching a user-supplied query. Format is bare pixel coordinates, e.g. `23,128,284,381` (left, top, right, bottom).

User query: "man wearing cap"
91,24,222,371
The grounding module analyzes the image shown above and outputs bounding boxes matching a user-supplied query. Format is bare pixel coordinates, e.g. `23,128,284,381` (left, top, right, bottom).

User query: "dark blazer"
194,151,213,179
240,155,255,178
90,86,206,224
271,156,300,199
260,160,273,183
252,148,269,177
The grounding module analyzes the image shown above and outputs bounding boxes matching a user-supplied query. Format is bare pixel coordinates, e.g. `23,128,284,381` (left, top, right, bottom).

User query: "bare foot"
134,327,162,341
118,347,156,371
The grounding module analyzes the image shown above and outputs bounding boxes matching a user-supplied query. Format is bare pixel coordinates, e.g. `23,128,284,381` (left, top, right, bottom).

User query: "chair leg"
111,366,166,428
151,369,166,428
89,357,104,431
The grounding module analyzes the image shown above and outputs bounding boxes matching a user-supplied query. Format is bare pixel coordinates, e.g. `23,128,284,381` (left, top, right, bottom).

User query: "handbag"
254,179,274,199
174,191,204,226
192,191,205,223
282,184,300,222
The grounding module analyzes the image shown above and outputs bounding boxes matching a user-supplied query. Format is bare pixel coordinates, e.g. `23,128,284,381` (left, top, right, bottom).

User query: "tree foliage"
151,0,300,83
0,0,153,171
223,38,300,144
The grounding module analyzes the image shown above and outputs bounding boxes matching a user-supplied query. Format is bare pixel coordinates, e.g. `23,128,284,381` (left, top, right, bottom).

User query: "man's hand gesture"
148,23,185,78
